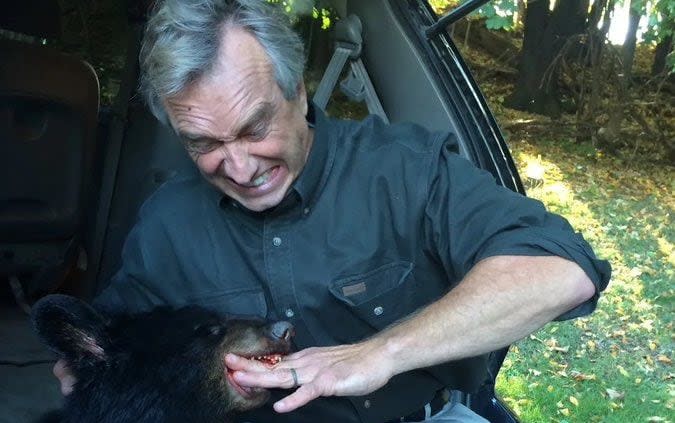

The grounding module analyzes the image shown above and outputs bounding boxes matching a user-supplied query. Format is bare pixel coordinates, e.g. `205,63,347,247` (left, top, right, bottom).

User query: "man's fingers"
273,383,321,413
224,354,269,372
53,359,75,396
231,366,299,389
284,347,318,361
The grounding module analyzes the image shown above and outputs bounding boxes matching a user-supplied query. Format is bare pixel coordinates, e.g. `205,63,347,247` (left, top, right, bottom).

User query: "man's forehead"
164,27,281,136
214,24,274,77
173,100,277,140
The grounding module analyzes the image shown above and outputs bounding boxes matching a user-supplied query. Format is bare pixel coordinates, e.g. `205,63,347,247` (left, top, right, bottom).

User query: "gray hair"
139,0,306,124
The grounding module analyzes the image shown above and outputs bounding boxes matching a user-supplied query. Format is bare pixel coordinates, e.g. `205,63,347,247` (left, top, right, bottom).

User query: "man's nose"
222,142,255,185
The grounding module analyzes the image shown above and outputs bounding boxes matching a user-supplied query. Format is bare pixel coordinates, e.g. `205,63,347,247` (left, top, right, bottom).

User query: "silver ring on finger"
290,367,299,388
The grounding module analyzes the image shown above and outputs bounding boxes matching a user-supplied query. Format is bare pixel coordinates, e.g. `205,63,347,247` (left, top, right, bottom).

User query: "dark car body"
1,0,521,421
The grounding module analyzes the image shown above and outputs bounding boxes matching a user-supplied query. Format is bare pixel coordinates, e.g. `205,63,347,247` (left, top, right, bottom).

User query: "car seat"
0,35,99,308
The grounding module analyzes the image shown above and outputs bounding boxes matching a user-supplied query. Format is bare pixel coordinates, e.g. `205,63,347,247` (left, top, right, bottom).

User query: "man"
55,0,610,421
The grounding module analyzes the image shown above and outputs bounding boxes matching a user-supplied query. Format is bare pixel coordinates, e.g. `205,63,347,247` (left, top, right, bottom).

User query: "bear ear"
31,294,109,362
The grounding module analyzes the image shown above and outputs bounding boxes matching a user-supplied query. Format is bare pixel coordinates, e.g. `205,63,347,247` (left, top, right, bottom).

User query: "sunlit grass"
496,138,674,422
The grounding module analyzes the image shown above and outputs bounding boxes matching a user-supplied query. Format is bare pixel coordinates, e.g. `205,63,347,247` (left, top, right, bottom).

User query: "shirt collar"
291,103,335,210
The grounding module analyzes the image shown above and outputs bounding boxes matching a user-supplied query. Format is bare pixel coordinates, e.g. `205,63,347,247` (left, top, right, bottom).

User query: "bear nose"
269,321,294,341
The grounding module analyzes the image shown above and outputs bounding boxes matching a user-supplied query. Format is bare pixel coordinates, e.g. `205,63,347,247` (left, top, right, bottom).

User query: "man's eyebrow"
174,102,275,141
178,131,208,141
233,102,276,135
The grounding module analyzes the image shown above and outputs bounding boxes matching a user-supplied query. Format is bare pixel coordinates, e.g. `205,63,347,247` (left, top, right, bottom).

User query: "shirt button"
363,400,371,408
285,308,295,318
303,207,310,215
272,237,282,247
373,306,384,316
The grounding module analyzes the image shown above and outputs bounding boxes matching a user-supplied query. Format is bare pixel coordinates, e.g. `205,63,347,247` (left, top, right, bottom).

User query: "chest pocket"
327,261,432,342
185,287,268,318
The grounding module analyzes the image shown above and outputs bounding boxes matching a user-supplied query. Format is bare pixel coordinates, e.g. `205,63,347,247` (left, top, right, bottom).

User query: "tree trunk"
602,0,643,148
505,0,588,117
587,0,605,30
652,34,673,76
622,0,641,81
504,0,557,115
585,0,609,65
517,0,526,29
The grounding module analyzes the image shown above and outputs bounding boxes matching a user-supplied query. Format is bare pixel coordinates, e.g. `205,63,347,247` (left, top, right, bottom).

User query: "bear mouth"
226,352,288,399
250,353,284,367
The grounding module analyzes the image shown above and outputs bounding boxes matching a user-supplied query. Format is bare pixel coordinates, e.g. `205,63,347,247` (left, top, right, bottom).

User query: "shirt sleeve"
424,139,611,320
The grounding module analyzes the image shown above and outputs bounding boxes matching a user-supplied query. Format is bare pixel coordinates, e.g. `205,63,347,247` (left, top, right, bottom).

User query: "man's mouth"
251,168,274,187
245,166,278,189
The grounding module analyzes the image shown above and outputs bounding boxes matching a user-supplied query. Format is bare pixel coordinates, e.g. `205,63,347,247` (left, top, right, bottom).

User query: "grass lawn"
494,132,674,422
314,42,673,421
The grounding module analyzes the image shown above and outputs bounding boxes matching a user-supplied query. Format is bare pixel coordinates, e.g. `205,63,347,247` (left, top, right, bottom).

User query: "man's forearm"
373,255,596,375
225,254,597,412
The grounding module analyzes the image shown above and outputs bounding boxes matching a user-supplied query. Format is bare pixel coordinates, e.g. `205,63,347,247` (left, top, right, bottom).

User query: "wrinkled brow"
176,101,276,141
232,102,276,136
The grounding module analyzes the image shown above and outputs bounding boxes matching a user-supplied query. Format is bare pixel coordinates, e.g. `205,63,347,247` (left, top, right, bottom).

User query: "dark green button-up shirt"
95,106,610,422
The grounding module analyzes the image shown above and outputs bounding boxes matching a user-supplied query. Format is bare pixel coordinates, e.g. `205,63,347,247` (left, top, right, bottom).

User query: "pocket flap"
329,261,413,307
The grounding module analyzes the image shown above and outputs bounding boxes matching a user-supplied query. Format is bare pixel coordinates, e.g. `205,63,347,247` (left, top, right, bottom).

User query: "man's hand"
224,338,395,413
225,256,594,414
53,359,76,395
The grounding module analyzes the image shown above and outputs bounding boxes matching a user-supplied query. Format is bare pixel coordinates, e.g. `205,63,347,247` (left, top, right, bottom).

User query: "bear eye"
194,324,225,337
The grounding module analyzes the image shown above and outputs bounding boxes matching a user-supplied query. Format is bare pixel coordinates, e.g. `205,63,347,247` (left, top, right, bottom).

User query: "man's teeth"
252,170,271,187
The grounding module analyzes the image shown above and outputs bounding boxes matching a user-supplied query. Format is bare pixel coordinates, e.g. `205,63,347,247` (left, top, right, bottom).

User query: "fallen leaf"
570,370,596,381
606,388,625,400
569,396,579,407
647,417,666,422
657,355,672,365
617,365,630,377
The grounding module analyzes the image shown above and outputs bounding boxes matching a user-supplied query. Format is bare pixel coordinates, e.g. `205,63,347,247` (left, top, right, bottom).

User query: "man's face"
164,26,312,212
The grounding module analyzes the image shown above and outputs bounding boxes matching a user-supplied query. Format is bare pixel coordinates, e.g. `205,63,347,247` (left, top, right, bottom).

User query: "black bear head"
32,294,294,423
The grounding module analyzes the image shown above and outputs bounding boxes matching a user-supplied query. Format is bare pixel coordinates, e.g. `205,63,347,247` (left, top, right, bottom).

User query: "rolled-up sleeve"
424,140,611,320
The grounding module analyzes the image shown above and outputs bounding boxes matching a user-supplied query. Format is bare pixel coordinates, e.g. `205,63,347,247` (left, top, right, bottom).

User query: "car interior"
0,0,522,421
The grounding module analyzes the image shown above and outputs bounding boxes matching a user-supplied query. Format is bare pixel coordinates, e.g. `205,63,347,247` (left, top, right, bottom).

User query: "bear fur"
32,294,293,423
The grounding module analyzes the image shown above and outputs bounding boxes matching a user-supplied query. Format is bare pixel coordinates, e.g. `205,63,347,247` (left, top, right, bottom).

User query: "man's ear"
31,294,109,362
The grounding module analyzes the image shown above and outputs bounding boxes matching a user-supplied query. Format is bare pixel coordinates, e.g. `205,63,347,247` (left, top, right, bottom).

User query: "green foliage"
312,7,333,30
641,0,675,44
268,0,334,29
476,0,519,30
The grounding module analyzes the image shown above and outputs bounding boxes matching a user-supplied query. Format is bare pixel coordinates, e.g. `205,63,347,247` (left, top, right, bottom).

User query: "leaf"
617,365,630,377
569,396,579,407
657,355,672,365
647,417,666,422
606,388,625,400
570,370,596,381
